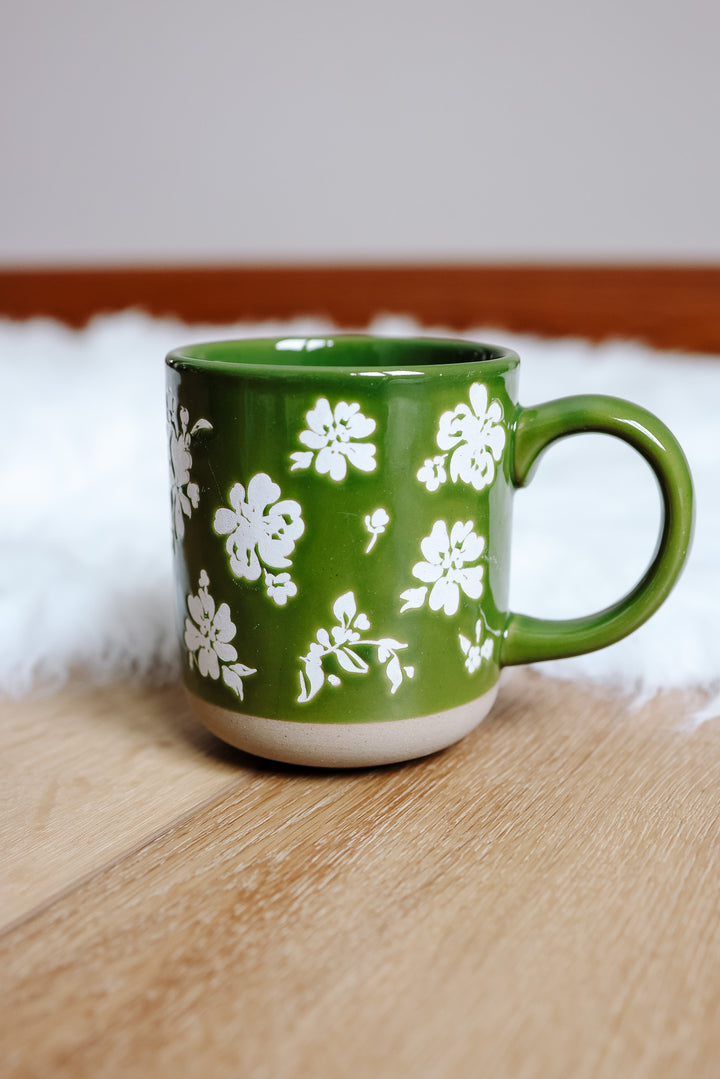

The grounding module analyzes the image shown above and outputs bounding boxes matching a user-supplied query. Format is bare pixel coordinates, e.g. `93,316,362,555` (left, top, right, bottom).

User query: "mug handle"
501,395,694,666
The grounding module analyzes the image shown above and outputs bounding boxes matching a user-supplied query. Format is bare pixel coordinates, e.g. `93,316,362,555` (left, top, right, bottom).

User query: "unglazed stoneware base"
191,685,500,769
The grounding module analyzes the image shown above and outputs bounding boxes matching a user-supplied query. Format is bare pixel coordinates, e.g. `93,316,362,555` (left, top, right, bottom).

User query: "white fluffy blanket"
2,312,718,720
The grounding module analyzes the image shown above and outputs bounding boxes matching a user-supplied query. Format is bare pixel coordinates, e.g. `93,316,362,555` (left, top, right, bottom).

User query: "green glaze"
503,396,694,665
166,335,693,727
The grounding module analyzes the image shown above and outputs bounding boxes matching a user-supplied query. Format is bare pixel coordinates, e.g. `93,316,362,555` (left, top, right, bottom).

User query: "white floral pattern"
416,455,448,492
298,591,414,703
184,571,256,698
263,570,297,606
458,618,496,674
364,507,390,552
213,473,304,604
400,519,485,617
418,383,505,493
167,390,212,542
290,397,377,481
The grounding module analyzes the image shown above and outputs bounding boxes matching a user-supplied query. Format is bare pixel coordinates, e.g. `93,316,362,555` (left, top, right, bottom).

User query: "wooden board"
3,672,719,1078
2,264,720,353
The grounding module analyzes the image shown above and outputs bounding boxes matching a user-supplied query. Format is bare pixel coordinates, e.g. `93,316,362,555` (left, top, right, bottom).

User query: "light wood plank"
2,672,719,1078
0,681,241,927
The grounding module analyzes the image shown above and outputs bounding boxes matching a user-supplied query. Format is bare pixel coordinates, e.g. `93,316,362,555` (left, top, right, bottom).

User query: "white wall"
1,0,718,265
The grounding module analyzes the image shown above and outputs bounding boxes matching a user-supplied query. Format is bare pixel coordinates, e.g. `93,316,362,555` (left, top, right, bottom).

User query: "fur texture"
1,312,717,719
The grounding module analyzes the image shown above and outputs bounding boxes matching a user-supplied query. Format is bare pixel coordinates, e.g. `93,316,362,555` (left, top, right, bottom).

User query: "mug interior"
166,335,517,372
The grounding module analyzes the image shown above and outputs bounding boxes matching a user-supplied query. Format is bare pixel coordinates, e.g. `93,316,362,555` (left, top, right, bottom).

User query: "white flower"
184,571,257,698
185,570,237,680
436,383,506,492
364,507,390,552
459,619,495,674
291,397,377,481
264,571,298,606
416,454,448,492
407,520,485,617
167,391,212,542
213,473,304,597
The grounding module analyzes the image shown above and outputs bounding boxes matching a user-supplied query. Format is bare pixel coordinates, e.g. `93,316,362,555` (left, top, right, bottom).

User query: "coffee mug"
166,335,693,768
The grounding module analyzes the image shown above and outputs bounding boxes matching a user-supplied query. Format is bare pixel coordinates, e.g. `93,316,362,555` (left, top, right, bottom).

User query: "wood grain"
0,681,240,927
2,672,719,1078
1,264,720,353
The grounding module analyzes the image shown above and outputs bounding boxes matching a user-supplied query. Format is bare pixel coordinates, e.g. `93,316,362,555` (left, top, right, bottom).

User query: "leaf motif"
332,590,357,626
190,418,213,435
376,637,407,652
298,658,326,703
458,634,471,656
335,647,369,674
386,654,403,694
290,450,314,471
222,662,256,699
399,586,427,613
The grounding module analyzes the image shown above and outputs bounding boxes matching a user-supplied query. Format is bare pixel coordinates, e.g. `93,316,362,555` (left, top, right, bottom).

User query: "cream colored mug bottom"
191,685,499,769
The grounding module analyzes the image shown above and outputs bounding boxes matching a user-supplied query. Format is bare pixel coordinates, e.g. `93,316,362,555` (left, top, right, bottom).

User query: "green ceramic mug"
166,335,693,768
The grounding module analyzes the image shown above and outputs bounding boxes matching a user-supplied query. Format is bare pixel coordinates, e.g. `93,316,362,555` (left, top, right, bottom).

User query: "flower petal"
342,407,376,440
449,520,474,550
449,443,475,485
198,646,220,680
213,603,236,643
420,520,449,564
437,404,471,450
458,564,485,599
316,445,347,481
485,423,506,460
247,472,281,512
187,594,206,627
343,441,377,473
468,382,489,420
458,530,484,563
412,559,443,584
214,640,238,663
229,543,262,581
184,620,205,653
429,578,460,616
305,397,334,432
227,483,246,512
213,507,238,536
298,430,328,450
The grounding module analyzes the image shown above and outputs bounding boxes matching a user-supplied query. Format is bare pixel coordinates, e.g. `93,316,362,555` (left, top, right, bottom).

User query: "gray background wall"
1,0,718,265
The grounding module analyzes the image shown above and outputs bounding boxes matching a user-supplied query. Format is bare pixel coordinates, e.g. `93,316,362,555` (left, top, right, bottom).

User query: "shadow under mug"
166,335,693,768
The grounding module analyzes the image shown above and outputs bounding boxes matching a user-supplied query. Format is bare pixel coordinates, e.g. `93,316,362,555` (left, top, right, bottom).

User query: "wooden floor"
3,671,719,1078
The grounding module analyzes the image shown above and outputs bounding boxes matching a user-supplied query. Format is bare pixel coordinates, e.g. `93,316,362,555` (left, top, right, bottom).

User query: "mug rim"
165,334,521,378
